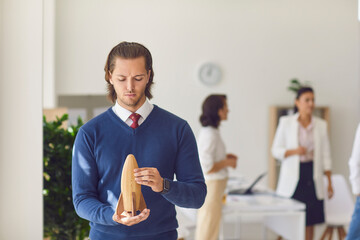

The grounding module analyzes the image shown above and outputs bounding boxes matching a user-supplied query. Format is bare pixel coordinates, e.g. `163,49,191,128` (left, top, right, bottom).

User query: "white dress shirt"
349,123,360,195
112,99,154,127
197,126,227,181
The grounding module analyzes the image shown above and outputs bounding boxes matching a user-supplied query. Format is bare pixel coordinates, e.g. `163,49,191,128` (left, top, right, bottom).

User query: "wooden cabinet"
268,106,330,190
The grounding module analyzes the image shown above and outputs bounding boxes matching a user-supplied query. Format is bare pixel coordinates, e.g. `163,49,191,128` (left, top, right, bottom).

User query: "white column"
0,0,43,239
43,0,56,108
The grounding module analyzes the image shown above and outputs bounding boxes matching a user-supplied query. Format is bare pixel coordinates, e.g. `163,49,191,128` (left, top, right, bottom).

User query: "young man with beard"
72,42,206,240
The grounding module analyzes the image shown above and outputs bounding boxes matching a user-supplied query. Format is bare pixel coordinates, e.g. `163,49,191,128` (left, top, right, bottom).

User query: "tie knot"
129,113,141,129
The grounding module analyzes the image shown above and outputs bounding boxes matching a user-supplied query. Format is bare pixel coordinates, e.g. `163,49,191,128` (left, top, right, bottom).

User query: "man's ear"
147,70,151,83
109,72,114,84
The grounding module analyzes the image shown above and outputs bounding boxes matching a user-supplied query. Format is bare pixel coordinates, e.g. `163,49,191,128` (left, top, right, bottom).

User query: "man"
72,41,206,240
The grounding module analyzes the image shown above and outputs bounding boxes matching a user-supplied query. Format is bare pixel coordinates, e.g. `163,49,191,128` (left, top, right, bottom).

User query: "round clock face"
198,63,222,86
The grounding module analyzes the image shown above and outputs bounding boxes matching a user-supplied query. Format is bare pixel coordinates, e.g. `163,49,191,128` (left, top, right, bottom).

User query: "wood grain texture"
116,154,147,216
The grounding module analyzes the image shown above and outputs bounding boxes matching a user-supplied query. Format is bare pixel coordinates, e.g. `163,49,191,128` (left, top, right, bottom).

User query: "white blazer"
271,113,332,199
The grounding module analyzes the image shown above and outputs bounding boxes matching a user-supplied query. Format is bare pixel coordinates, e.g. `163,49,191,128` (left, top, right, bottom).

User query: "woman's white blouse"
197,126,227,180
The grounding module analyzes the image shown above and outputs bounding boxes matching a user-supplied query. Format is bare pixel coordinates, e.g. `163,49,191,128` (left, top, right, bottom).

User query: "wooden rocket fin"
139,192,147,212
115,193,124,216
131,192,136,217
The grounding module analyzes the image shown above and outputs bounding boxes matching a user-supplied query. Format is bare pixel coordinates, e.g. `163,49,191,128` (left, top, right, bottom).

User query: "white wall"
54,0,359,182
43,0,56,108
0,0,43,238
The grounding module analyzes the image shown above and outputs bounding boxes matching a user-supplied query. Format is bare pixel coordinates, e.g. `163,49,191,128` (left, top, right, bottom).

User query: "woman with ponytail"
272,87,334,240
195,94,238,240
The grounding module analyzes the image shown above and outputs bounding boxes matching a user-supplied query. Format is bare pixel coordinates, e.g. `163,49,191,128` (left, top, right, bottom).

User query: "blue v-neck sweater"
72,105,206,239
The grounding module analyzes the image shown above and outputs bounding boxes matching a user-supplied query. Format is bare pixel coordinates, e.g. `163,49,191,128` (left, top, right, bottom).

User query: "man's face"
109,57,150,112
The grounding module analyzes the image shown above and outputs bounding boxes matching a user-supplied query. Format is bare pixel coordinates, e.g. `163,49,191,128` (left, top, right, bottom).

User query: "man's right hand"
112,208,150,226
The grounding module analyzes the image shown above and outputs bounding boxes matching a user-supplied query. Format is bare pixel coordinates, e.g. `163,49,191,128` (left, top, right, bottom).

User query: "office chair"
320,174,354,240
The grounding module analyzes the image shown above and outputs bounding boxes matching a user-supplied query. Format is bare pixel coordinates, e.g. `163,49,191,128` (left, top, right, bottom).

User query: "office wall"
0,0,43,238
54,0,359,181
43,0,56,108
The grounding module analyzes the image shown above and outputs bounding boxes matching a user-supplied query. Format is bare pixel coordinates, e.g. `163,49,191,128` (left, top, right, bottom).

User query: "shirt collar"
113,99,153,122
296,113,314,130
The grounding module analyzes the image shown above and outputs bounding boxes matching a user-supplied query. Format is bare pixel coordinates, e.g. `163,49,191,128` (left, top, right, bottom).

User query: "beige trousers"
195,178,227,240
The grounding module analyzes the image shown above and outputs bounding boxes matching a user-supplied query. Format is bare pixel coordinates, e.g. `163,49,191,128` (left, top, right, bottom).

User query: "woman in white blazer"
195,94,238,240
272,87,333,240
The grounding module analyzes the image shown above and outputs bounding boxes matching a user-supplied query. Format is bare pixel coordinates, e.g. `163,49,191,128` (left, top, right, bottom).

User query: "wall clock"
198,62,222,86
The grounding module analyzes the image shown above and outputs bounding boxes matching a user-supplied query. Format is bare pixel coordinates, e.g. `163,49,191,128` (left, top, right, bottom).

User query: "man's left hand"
134,167,163,192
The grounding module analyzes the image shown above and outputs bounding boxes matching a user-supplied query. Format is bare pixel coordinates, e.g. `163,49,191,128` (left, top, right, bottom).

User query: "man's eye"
135,78,143,81
118,78,126,81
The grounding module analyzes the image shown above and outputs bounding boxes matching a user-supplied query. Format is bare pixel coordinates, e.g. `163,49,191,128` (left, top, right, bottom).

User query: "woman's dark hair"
294,87,314,113
200,94,227,128
104,41,154,103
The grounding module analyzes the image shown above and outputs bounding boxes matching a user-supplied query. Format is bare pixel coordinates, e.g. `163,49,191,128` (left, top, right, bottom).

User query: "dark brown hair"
104,41,154,103
294,86,314,113
200,94,227,128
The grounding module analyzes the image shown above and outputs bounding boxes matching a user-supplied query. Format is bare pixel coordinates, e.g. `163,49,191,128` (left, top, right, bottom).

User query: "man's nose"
127,80,134,91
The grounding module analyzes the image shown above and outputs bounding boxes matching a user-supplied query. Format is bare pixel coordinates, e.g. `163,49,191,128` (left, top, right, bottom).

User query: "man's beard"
120,92,145,108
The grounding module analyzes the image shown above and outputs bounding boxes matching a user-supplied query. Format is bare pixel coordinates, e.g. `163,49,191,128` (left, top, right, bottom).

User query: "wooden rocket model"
115,154,147,217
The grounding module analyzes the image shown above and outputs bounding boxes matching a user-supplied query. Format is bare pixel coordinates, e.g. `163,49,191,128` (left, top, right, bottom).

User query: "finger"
120,211,131,218
138,208,150,218
134,167,156,173
136,176,160,184
134,172,154,178
113,212,127,222
112,213,119,222
136,179,156,187
136,179,162,191
129,209,150,224
120,209,150,225
135,175,156,181
119,217,136,226
140,209,150,221
139,208,150,219
134,170,157,177
119,214,140,226
116,213,136,226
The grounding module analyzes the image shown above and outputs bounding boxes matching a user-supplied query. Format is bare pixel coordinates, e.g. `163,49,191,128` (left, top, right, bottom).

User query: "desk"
221,193,305,240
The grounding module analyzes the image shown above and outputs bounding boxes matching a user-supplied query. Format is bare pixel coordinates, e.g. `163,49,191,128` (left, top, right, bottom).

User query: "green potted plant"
287,78,311,94
43,114,90,239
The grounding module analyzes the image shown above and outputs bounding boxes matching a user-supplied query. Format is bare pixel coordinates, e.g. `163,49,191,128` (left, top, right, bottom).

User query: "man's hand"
112,208,150,226
134,167,163,192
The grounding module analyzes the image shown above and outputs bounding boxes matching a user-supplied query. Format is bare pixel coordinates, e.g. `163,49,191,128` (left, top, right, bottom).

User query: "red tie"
129,113,141,129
